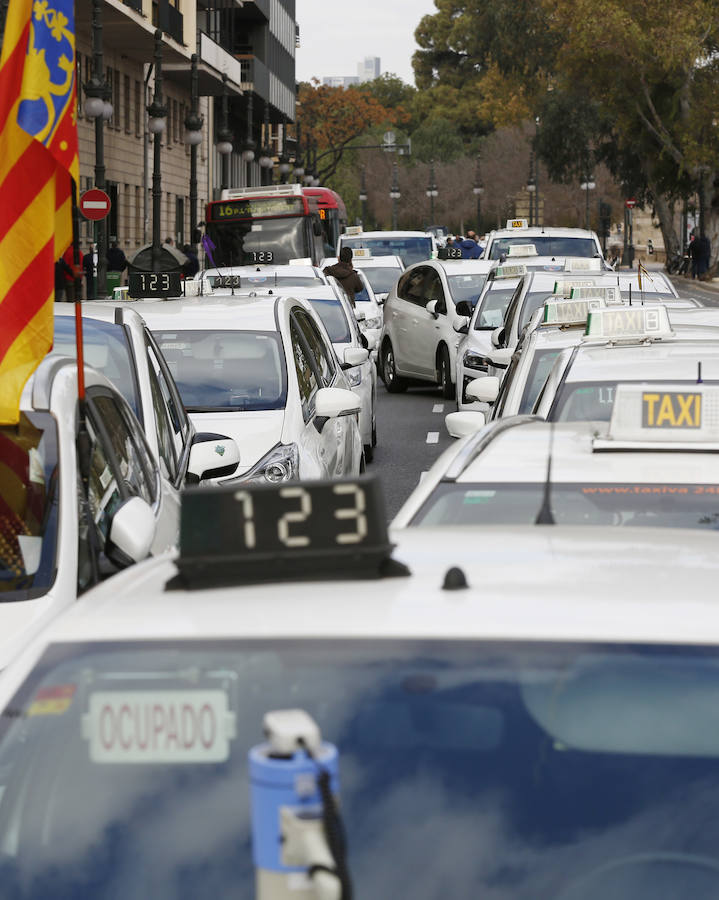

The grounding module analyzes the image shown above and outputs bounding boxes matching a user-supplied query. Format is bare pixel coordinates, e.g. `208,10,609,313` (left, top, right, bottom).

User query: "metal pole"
187,54,200,246
534,155,539,226
221,74,230,192
149,30,165,271
91,0,107,298
390,162,399,230
360,165,367,225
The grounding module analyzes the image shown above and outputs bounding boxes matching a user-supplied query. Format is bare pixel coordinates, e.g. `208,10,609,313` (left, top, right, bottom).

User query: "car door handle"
412,318,419,325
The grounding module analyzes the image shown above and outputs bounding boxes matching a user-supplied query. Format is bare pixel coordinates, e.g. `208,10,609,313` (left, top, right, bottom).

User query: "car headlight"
463,350,489,371
346,368,362,387
361,316,382,330
222,443,299,485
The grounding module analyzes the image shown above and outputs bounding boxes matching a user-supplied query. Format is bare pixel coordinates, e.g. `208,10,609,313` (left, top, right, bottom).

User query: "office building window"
124,75,131,133
135,80,141,136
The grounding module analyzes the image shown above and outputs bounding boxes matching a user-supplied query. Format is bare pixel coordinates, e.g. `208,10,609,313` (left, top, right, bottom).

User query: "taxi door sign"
642,392,702,429
83,691,236,764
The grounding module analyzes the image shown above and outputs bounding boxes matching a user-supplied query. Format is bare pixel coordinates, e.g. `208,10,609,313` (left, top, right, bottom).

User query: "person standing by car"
323,247,364,305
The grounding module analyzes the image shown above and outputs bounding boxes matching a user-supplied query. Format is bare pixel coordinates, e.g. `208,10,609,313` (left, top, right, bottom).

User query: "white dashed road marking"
426,431,440,444
432,404,444,413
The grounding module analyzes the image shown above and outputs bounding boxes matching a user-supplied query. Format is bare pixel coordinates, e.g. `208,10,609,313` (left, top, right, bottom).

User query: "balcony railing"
156,0,184,44
123,0,143,13
237,54,269,100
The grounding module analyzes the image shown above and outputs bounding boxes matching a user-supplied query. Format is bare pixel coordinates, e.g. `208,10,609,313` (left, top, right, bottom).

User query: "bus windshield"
205,218,309,267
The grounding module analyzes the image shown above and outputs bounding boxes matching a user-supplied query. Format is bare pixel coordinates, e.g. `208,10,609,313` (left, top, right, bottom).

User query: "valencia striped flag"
0,0,79,424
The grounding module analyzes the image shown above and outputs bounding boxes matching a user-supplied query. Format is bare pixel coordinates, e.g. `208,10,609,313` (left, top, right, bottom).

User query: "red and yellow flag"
0,0,79,423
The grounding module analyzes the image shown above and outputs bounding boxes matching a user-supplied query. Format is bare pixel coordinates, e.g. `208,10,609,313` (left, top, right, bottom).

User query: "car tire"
372,419,377,447
438,346,455,400
363,443,374,463
381,341,407,393
359,451,367,473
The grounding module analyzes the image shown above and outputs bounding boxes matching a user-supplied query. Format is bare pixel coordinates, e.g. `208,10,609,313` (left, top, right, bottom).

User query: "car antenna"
698,361,703,384
535,421,556,525
628,283,632,306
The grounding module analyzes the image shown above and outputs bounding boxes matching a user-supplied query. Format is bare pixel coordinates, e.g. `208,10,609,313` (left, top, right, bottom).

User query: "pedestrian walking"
456,235,482,260
107,241,127,275
83,244,97,299
182,243,199,277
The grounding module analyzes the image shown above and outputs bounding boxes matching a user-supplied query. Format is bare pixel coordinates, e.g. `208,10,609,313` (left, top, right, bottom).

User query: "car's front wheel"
437,346,455,400
381,340,407,393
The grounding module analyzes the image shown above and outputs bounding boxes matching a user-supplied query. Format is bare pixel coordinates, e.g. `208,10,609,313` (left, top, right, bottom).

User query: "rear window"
342,237,432,267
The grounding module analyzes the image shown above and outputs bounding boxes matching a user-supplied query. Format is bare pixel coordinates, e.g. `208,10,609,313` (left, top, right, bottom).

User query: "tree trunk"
649,188,680,266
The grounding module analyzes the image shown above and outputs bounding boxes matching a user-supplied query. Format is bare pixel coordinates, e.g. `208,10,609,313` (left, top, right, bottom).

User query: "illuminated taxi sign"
604,384,719,444
210,274,242,289
128,271,182,298
507,243,538,257
584,305,672,340
564,258,603,272
570,285,620,304
351,248,372,258
345,225,363,236
494,264,527,279
553,279,594,298
542,297,605,326
174,477,397,588
208,197,304,221
506,218,528,229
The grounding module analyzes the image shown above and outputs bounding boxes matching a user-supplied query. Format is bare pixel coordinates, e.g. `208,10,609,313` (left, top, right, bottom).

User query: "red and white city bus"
302,186,348,254
204,184,326,267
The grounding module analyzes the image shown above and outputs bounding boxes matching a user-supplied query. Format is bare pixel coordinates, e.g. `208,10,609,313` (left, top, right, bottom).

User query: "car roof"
199,265,322,279
4,524,719,682
53,301,145,327
435,260,496,275
351,255,404,268
118,295,285,332
341,231,431,239
455,419,719,484
565,337,719,382
488,227,599,239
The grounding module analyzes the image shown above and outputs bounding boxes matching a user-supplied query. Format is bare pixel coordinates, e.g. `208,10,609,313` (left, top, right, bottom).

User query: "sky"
295,0,438,86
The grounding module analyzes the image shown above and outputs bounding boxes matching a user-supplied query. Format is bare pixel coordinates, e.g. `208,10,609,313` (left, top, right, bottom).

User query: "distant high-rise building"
322,75,360,88
357,56,381,82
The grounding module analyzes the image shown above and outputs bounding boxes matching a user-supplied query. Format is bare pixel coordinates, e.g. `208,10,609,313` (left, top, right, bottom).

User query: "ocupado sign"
84,691,236,763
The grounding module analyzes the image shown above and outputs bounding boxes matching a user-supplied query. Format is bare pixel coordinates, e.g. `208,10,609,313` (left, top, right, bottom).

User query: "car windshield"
153,330,287,412
412,481,719,529
4,639,719,897
205,217,308,267
357,266,401,293
474,285,517,329
52,317,140,417
342,237,432,267
448,273,489,307
0,412,59,600
518,348,562,414
489,236,597,260
307,298,351,343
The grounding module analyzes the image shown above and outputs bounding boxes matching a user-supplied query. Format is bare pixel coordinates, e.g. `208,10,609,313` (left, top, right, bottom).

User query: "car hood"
189,409,285,473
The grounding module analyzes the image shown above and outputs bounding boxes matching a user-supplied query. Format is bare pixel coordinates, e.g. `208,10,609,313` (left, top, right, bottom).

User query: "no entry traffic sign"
625,198,637,209
80,188,111,221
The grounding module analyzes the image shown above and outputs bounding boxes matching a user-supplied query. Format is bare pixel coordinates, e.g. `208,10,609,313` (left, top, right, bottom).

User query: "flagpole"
71,180,85,402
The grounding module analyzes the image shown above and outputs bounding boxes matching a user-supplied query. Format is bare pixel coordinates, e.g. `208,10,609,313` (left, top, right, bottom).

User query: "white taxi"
134,294,363,482
534,306,719,422
2,477,719,896
0,356,179,669
482,220,604,260
380,258,495,398
395,381,719,529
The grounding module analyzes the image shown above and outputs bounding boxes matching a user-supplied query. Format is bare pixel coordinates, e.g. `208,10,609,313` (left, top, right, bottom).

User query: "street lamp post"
472,154,484,233
241,92,255,186
147,30,167,272
359,165,367,226
258,102,274,185
580,173,596,230
389,161,400,230
216,73,233,192
527,151,536,227
83,0,113,297
426,159,438,225
183,53,203,247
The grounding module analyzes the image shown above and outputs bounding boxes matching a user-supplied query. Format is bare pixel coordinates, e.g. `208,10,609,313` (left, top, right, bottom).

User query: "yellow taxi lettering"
655,394,675,426
676,392,700,426
642,393,660,424
642,392,701,428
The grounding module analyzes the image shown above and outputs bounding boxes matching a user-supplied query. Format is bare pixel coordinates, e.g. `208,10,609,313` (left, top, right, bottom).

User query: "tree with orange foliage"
298,80,405,181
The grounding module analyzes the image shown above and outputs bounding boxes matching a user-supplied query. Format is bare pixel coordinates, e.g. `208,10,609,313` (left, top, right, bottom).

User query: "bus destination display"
208,197,305,222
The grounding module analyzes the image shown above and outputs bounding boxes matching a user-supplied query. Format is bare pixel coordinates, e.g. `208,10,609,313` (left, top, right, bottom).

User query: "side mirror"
452,315,469,334
455,300,473,318
314,386,362,432
312,220,323,237
466,376,500,403
354,308,366,322
445,410,487,439
107,496,156,566
375,293,387,306
491,326,505,349
488,348,513,369
342,346,369,368
426,299,438,318
187,432,241,483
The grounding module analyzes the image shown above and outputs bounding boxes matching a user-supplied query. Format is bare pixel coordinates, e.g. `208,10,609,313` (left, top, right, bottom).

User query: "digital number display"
175,478,391,586
128,271,182,298
208,198,304,222
211,275,242,289
250,251,274,263
438,247,462,260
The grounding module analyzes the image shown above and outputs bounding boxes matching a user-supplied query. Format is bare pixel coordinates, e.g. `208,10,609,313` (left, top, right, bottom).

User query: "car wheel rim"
384,348,394,383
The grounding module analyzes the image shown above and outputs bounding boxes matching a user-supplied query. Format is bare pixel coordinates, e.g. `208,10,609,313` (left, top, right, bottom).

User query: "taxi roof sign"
506,219,528,229
553,279,594,298
494,264,527,279
570,285,620,304
542,296,606,326
599,383,719,446
507,244,538,257
344,226,363,236
584,305,673,341
564,258,603,272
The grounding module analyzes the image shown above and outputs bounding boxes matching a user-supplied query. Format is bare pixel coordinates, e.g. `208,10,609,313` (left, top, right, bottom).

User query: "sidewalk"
618,260,719,294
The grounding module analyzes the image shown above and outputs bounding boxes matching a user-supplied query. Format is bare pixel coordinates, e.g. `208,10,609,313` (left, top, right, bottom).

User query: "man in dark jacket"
456,237,482,260
323,247,364,304
107,241,127,274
